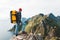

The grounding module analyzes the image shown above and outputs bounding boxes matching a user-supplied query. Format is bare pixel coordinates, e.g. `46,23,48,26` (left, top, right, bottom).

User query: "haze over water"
0,19,13,40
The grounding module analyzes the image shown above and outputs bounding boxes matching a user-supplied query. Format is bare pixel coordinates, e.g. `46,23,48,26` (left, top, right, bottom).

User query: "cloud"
0,0,60,19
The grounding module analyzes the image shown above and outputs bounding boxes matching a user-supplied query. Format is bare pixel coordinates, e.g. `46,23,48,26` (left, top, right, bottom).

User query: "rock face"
10,13,60,40
10,33,43,40
25,13,60,40
25,14,46,37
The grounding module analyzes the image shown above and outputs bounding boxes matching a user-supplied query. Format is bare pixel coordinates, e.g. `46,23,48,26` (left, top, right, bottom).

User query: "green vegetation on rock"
9,13,60,40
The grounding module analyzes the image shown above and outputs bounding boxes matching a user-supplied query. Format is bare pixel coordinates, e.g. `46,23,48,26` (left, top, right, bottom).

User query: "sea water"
0,19,13,40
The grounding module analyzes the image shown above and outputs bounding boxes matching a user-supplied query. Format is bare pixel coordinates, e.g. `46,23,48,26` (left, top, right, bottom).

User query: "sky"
0,0,60,40
0,0,60,19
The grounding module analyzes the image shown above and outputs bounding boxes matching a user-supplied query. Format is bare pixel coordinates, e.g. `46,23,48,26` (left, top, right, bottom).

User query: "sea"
0,19,13,40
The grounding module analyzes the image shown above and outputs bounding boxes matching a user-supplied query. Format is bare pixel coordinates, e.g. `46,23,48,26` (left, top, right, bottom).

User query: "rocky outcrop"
10,13,60,40
25,13,60,40
10,33,43,40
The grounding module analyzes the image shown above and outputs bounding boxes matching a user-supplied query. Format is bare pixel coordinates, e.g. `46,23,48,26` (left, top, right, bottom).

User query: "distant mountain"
9,17,27,32
57,16,60,20
21,17,27,23
57,16,60,18
48,13,57,21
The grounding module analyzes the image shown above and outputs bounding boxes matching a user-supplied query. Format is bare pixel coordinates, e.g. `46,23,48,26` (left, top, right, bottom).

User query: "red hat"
19,8,22,12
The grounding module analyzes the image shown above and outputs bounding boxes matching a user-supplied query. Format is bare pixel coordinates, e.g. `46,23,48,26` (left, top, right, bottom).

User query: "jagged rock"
25,14,45,36
10,13,60,40
10,33,43,40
